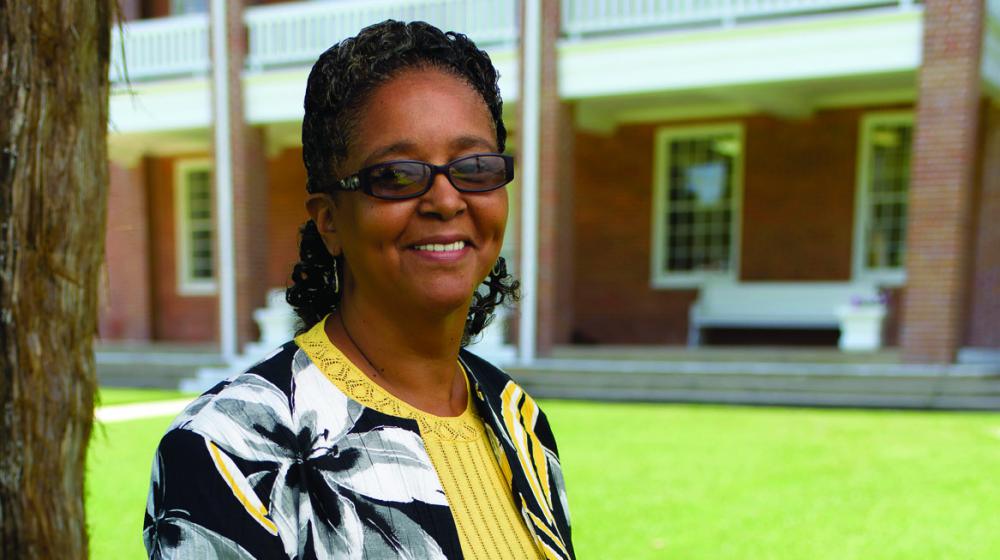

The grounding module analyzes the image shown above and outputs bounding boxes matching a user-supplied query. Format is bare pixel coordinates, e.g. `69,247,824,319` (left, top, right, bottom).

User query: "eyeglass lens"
363,154,509,199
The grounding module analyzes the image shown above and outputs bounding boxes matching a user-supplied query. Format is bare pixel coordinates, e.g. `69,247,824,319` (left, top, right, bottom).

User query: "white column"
211,0,238,363
518,0,542,364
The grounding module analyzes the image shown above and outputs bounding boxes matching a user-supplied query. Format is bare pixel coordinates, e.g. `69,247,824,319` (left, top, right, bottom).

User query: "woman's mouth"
412,240,467,252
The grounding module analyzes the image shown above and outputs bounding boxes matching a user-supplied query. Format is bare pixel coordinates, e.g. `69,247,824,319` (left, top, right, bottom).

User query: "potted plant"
836,291,887,352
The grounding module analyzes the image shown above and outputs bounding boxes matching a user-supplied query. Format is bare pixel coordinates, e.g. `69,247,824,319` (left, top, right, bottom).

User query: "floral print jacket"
143,341,574,559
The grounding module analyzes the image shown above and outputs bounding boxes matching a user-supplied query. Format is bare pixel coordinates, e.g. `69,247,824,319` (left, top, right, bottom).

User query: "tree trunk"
0,1,113,557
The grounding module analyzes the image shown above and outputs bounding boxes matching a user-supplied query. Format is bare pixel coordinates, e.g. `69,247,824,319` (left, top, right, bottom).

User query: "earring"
332,257,340,294
492,256,505,277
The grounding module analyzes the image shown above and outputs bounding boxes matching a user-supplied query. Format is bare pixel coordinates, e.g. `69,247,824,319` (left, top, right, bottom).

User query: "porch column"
100,159,152,341
536,0,575,355
967,101,1000,348
518,0,542,362
900,0,985,363
518,0,573,361
233,126,270,349
211,0,268,360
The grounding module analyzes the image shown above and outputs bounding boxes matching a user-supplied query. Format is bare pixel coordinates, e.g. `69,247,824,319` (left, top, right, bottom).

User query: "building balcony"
105,0,1000,156
111,0,927,85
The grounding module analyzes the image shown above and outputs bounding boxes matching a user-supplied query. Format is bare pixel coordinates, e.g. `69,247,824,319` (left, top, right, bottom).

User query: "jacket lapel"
461,354,574,560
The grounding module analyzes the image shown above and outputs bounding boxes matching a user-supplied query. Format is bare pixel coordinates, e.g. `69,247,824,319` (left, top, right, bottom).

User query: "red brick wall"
266,147,309,289
900,0,984,363
99,161,153,340
573,124,697,344
232,125,269,346
141,0,169,18
138,0,294,19
741,112,859,281
120,0,142,20
967,101,1000,347
572,107,909,345
106,146,308,344
147,156,219,342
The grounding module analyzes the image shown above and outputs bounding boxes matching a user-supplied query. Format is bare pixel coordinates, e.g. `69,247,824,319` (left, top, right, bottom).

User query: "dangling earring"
491,256,506,277
332,257,340,294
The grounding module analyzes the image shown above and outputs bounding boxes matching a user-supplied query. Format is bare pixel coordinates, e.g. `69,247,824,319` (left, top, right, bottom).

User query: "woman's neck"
325,291,470,417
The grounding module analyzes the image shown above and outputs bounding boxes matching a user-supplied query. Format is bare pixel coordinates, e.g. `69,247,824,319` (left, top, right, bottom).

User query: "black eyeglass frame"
334,153,515,200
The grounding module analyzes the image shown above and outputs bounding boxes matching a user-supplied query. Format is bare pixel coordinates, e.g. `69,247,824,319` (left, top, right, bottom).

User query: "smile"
413,241,467,252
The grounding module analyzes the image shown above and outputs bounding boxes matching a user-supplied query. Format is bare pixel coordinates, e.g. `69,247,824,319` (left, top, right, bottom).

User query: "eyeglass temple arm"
336,175,361,191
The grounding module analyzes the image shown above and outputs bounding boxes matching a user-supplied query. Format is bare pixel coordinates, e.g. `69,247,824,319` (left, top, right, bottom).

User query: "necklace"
336,311,466,414
338,311,385,378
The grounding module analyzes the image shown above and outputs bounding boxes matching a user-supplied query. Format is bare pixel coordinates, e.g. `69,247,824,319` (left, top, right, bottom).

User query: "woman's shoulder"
457,348,515,393
161,339,351,446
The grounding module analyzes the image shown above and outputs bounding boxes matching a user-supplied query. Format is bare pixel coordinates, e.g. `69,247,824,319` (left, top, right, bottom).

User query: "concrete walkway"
94,398,193,423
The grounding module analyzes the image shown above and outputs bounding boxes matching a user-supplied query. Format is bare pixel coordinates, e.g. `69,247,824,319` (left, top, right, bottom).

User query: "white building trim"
518,0,542,364
559,9,923,99
211,0,238,362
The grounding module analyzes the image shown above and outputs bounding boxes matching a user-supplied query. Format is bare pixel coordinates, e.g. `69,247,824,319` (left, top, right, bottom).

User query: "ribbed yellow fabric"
296,321,542,560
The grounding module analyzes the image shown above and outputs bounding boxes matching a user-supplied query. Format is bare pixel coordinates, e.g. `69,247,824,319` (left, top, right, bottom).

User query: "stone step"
508,365,1000,411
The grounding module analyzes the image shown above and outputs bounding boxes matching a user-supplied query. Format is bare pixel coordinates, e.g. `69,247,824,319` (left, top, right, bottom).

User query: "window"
175,160,216,295
854,112,913,284
171,0,207,15
651,124,743,287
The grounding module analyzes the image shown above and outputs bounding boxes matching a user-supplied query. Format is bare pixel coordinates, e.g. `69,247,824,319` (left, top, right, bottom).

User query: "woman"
144,20,574,559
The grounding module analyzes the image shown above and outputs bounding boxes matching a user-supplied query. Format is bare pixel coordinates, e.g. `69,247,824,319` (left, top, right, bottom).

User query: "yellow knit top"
296,322,542,560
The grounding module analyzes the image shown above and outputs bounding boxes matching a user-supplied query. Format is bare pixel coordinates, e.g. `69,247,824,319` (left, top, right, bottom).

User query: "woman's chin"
411,284,479,317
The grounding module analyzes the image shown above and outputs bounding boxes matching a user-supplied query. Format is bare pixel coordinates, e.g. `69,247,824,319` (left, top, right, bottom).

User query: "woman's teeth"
414,241,466,252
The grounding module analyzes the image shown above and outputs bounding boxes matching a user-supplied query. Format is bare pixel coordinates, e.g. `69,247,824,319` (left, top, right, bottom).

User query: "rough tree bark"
0,1,113,557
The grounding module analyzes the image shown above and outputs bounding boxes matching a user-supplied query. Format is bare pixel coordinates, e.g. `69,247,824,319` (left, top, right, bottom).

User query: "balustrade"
110,0,923,83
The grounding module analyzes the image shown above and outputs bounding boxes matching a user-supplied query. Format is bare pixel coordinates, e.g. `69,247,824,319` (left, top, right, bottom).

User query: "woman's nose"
418,170,467,220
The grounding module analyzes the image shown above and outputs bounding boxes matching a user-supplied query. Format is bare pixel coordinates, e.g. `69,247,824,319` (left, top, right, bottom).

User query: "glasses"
335,153,514,200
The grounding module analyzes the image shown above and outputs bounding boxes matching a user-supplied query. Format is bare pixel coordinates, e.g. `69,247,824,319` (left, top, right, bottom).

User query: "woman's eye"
374,167,412,185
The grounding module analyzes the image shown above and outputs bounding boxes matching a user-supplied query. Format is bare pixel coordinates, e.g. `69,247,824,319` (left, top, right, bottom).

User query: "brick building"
102,0,999,375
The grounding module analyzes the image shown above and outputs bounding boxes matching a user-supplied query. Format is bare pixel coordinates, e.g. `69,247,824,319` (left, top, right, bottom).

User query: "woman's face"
313,66,508,317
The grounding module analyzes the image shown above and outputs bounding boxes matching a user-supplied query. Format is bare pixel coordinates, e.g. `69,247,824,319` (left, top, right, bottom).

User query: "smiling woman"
142,20,574,560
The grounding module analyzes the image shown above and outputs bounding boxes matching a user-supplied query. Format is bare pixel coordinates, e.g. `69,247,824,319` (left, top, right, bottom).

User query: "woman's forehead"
346,67,496,163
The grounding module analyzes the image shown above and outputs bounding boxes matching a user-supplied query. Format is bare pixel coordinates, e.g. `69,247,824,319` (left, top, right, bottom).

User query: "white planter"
245,288,296,358
836,304,886,352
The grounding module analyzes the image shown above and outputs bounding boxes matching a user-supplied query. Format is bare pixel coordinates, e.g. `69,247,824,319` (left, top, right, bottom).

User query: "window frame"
852,111,914,286
650,123,744,289
174,158,217,296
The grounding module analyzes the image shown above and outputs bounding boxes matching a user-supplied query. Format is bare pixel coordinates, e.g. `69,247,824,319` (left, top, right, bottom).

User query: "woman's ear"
306,193,343,257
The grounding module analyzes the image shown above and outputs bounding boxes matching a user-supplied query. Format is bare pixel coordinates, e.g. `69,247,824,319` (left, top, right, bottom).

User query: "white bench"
688,281,881,346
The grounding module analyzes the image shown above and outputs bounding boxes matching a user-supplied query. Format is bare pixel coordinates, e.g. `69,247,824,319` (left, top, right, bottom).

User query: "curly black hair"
287,20,519,345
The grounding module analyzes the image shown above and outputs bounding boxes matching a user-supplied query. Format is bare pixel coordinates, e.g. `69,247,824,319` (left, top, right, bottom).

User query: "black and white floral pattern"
144,339,574,559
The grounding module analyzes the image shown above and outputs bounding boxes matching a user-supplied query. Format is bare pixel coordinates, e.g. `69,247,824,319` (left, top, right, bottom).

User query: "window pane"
184,167,214,283
171,0,208,14
660,130,738,275
864,121,912,270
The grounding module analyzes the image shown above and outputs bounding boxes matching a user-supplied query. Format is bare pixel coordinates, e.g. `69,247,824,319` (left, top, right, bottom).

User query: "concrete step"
96,348,226,390
508,361,1000,411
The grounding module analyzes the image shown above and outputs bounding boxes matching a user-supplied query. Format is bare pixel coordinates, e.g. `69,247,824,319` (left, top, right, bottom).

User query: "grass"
545,401,1000,560
87,390,1000,559
96,387,193,407
88,414,176,559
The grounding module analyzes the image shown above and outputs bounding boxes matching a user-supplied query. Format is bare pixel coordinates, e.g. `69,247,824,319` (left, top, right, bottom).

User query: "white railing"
562,0,920,37
110,13,210,82
110,0,922,82
245,0,518,70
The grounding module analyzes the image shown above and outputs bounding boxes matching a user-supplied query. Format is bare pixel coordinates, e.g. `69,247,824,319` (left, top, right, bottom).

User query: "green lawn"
88,389,1000,559
96,387,193,407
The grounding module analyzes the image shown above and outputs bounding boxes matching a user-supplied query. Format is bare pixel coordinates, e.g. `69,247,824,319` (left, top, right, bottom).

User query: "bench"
688,281,881,346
